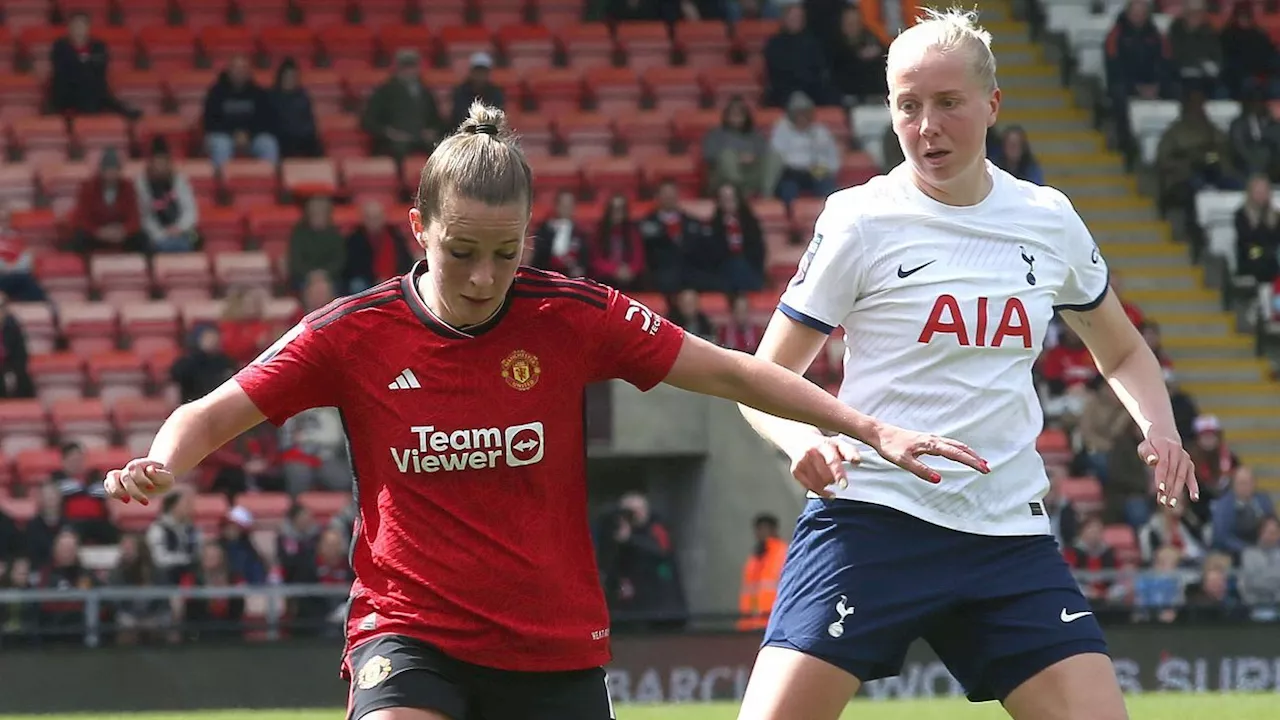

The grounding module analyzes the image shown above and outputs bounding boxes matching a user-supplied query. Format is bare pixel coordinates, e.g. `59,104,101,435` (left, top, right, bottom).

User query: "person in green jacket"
287,195,346,292
361,49,444,160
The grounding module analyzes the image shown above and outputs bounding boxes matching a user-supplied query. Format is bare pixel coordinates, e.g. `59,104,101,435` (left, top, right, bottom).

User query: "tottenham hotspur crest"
827,595,855,638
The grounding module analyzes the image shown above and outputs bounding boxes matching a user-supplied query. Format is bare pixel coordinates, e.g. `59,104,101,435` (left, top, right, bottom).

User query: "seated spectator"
0,501,20,561
1239,515,1280,615
726,0,779,22
717,294,765,353
1103,416,1154,529
294,527,353,636
1155,85,1241,216
605,0,661,23
531,191,590,277
178,543,245,641
667,289,715,340
298,269,337,320
269,59,322,159
218,285,275,366
1039,325,1098,422
450,53,505,131
1220,1,1279,101
702,97,781,198
71,148,145,255
328,498,358,548
278,502,321,585
828,7,888,107
771,92,840,204
1132,545,1187,623
1189,414,1240,519
343,199,414,293
146,489,200,585
641,180,721,295
589,194,646,291
1211,465,1276,557
764,4,834,107
1168,0,1225,99
1233,174,1280,284
1078,380,1133,484
0,556,37,644
362,49,443,161
36,529,94,641
54,442,117,546
710,183,766,294
0,293,35,399
219,506,267,586
1165,370,1200,445
1140,319,1174,369
1062,515,1119,602
280,407,352,495
135,138,199,253
1227,91,1280,183
1186,554,1245,619
171,325,236,404
24,482,65,569
48,12,137,119
1138,501,1207,567
108,532,172,646
994,125,1044,185
1043,472,1080,549
1105,0,1173,149
0,204,48,302
202,55,280,169
201,421,282,498
288,195,346,292
595,492,688,630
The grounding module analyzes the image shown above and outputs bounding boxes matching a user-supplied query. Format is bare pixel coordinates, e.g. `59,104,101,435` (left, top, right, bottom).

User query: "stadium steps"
985,0,1280,491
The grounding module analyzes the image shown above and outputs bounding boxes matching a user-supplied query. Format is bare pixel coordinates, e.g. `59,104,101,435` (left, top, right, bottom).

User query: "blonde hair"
888,7,998,93
414,101,533,225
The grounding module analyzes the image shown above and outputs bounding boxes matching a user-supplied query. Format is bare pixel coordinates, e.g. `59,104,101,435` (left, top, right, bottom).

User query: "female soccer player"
736,9,1197,720
103,103,986,720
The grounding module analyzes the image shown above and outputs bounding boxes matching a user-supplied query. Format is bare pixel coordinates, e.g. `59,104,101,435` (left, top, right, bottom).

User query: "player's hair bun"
457,103,510,139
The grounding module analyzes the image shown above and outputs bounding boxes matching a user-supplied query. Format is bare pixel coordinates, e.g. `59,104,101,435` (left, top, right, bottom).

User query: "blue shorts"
763,499,1109,702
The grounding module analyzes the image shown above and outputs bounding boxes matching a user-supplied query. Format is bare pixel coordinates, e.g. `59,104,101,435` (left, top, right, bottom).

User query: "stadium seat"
340,156,399,198
37,161,95,206
59,301,121,357
199,25,258,66
437,25,496,74
701,65,763,107
1104,524,1140,566
264,297,302,325
87,350,151,405
28,352,89,405
613,109,675,156
195,492,231,532
731,18,779,56
535,0,581,29
194,205,246,252
555,112,614,160
113,397,176,455
165,70,219,110
376,25,433,65
213,251,277,291
110,493,161,532
14,448,64,489
1060,476,1104,513
581,157,641,200
151,253,214,302
222,159,280,207
1036,428,1073,467
12,116,71,164
0,400,51,456
298,490,349,525
505,112,553,156
259,26,319,67
237,491,292,528
558,24,614,71
245,206,301,256
34,253,91,305
478,0,527,28
143,345,183,393
791,197,825,236
639,154,700,197
584,67,642,116
643,66,705,112
120,301,182,357
317,23,376,69
111,71,168,117
0,75,44,122
752,197,790,241
51,398,113,449
90,253,152,305
498,24,555,71
671,109,722,149
679,198,715,221
282,158,339,199
526,67,585,114
71,115,131,158
0,26,13,70
615,22,673,73
17,25,63,74
674,21,732,69
8,210,57,253
176,297,219,334
0,162,37,211
139,25,200,70
0,495,33,524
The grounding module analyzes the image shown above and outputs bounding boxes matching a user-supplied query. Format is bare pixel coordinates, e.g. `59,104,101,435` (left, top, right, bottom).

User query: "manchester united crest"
356,655,392,690
501,350,541,391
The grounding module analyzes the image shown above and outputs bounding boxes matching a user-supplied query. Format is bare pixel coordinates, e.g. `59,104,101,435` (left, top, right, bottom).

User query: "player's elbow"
665,336,755,400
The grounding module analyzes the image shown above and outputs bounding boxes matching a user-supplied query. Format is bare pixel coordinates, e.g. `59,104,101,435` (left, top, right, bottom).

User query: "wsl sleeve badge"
791,233,823,286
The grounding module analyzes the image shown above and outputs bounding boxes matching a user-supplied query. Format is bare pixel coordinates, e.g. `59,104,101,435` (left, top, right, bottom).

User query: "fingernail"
1158,484,1166,493
139,497,149,506
1192,493,1200,501
980,461,990,473
121,496,130,504
1170,498,1178,507
930,472,941,483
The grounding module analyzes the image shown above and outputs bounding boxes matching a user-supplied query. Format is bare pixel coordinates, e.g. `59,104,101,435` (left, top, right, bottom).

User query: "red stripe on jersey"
514,272,609,299
511,288,608,310
304,279,401,327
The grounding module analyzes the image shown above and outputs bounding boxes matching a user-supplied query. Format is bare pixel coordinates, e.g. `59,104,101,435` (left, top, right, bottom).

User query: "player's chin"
455,296,501,322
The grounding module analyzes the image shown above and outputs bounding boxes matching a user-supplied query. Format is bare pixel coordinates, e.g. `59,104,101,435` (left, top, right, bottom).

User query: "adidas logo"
388,369,422,390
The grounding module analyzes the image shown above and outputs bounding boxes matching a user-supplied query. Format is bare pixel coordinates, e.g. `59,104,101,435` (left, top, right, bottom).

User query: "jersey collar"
400,260,513,339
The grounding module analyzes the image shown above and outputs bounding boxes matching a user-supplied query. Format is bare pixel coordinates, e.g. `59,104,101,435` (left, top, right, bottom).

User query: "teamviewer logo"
505,422,545,467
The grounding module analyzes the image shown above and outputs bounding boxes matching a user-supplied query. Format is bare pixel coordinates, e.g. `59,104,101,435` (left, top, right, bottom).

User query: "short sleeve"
1054,196,1111,312
588,289,686,390
233,322,340,426
777,204,866,334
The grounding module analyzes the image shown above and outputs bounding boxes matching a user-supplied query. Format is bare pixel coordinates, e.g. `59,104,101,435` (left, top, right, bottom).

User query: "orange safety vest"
861,1,921,46
737,536,788,631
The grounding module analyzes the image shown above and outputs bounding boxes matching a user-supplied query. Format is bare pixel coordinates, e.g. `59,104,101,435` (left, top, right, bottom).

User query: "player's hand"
788,437,861,498
870,425,989,484
103,458,176,505
1139,434,1198,507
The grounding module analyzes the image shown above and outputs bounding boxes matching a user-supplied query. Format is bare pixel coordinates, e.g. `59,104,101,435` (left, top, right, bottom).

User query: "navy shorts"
763,499,1109,702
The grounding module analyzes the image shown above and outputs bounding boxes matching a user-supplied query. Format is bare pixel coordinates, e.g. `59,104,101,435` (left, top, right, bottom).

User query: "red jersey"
234,263,685,672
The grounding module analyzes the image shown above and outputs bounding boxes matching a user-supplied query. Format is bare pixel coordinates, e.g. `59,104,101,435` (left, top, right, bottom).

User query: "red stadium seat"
260,25,320,67
585,67,642,117
638,154,700,197
526,67,586,115
90,253,152,305
0,496,34,524
319,114,367,159
356,0,411,28
199,25,258,66
213,251,276,291
120,301,183,357
671,109,722,149
195,205,246,252
437,25,496,75
376,25,433,63
299,69,345,116
0,26,13,70
60,0,115,24
236,492,292,528
674,21,732,69
613,109,675,156
1104,524,1140,566
195,492,231,532
15,448,64,489
8,210,57,253
478,0,527,28
18,25,63,74
151,253,213,302
1060,477,1104,513
615,22,673,73
679,198,715,221
28,352,88,405
341,157,399,198
791,197,825,236
0,75,44,121
581,157,640,200
298,0,351,28
164,70,219,110
245,205,301,253
732,19,779,56
11,116,71,164
264,296,302,325
37,161,95,206
237,0,293,31
71,115,131,158
59,302,120,358
0,163,37,211
535,0,581,29
87,350,151,406
557,24,613,71
34,253,90,305
505,112,553,156
0,401,51,456
111,71,167,117
642,66,705,112
498,24,555,72
113,397,176,455
421,0,468,27
528,155,583,198
554,112,614,160
51,399,113,449
139,25,200,70
701,65,763,107
298,490,350,525
222,159,280,207
110,494,161,531
317,23,376,68
94,26,141,69
753,198,790,240
282,158,339,199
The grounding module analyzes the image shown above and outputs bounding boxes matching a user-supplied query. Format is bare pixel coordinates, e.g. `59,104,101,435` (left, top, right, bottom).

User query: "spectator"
146,489,200,585
1227,91,1280,183
71,148,145,255
597,492,687,630
298,269,337,320
342,199,414,293
170,325,236,404
1104,418,1155,529
827,7,888,106
53,442,117,546
269,58,322,159
710,183,766,294
641,180,720,295
994,125,1044,185
135,137,199,253
362,49,443,161
1233,173,1280,284
667,289,715,340
717,294,765,353
738,513,787,631
1164,370,1200,445
702,97,781,198
48,12,137,119
279,408,351,495
202,55,280,169
605,0,661,22
1167,0,1225,98
219,506,267,586
24,482,65,569
770,92,841,204
726,0,779,22
0,293,35,399
0,501,21,562
450,53,506,131
0,205,48,302
1038,325,1098,422
1140,319,1174,369
277,502,321,585
764,4,834,108
1186,556,1244,619
217,285,275,367
1155,85,1241,217
1062,515,1119,602
1189,414,1240,516
0,556,38,645
1220,1,1279,101
36,529,94,640
294,527,353,636
1105,0,1172,102
589,194,646,291
108,532,171,646
531,190,591,278
178,543,245,641
288,195,346,292
328,498,358,548
1043,472,1080,549
1078,380,1133,484
1138,501,1207,567
1239,515,1280,613
201,421,282,498
1132,545,1186,623
1211,465,1276,557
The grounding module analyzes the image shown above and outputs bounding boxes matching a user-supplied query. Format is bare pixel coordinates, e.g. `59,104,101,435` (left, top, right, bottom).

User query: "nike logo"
897,260,936,278
1060,609,1093,623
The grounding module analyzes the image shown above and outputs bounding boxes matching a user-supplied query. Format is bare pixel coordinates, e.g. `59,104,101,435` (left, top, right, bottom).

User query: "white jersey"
779,161,1109,536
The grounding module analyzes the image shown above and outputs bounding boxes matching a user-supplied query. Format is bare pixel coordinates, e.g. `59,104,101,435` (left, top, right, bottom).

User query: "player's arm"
734,312,830,459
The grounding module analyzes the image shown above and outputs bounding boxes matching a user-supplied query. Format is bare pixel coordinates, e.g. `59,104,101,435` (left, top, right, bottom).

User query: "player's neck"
911,162,993,207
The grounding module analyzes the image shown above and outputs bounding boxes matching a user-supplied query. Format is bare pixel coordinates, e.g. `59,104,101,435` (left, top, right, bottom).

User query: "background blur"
0,0,1278,713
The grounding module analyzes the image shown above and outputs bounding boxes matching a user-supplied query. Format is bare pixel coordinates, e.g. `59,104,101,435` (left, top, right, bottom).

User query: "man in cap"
361,48,444,160
449,51,506,130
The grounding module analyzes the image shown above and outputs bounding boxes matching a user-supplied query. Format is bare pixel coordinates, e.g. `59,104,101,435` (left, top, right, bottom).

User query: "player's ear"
408,208,428,250
987,88,1001,126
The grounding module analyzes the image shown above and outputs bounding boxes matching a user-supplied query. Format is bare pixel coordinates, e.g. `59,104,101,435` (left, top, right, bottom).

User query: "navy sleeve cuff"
778,302,836,334
1053,269,1111,313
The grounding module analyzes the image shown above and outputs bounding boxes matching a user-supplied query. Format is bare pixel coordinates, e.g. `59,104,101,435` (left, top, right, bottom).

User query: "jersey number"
625,301,658,335
918,295,1033,349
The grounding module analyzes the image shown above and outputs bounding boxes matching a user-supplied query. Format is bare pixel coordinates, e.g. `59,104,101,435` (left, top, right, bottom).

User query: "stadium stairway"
982,0,1280,491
